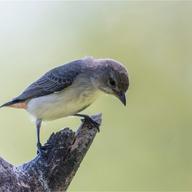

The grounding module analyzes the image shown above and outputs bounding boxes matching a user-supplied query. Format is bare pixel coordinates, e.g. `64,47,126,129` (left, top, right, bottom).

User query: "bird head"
92,58,129,106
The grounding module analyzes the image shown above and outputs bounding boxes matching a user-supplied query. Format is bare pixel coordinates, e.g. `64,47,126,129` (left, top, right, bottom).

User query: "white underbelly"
26,87,100,121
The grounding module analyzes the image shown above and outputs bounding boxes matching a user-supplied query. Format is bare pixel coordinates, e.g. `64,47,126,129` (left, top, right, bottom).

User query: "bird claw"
37,143,52,155
82,116,100,132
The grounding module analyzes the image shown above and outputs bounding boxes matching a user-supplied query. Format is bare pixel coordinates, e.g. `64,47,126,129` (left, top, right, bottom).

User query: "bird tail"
0,100,16,108
0,99,24,108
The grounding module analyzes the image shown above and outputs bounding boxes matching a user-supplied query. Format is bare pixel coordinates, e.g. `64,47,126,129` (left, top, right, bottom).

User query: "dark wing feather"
12,59,82,102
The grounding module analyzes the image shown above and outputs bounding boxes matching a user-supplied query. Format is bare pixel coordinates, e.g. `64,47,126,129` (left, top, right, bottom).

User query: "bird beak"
115,91,126,106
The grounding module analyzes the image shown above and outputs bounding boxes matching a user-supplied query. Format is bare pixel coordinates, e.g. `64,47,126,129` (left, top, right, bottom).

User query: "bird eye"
109,78,116,87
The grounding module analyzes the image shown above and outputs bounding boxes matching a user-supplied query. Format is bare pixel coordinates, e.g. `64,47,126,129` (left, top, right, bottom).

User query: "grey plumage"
1,59,83,107
1,56,129,153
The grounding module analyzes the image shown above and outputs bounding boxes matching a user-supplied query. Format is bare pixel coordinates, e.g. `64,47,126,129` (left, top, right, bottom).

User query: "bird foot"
37,142,52,155
75,114,100,132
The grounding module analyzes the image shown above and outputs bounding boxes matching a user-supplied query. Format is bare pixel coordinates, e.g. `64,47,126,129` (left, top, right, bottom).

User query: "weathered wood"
0,114,102,192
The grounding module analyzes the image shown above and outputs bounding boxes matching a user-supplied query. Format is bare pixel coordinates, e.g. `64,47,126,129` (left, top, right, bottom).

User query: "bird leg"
36,119,52,155
74,114,100,132
36,119,49,155
36,119,43,154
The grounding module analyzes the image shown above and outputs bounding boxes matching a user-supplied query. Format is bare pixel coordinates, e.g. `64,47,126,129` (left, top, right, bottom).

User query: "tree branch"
0,114,102,192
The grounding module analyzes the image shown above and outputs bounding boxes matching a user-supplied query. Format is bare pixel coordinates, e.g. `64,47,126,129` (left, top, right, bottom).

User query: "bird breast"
26,83,100,121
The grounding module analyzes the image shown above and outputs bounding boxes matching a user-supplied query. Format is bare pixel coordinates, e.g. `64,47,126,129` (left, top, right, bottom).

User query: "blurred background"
0,1,191,191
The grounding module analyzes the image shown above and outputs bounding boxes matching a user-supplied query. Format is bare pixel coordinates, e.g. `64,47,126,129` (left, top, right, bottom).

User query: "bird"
1,56,129,154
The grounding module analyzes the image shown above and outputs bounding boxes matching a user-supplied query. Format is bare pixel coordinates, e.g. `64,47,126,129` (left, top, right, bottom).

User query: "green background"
0,1,191,191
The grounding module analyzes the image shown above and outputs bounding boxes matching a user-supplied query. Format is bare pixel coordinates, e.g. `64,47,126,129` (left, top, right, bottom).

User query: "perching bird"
1,56,129,153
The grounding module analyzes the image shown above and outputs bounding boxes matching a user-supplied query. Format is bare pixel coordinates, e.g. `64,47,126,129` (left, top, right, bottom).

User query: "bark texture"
0,114,102,192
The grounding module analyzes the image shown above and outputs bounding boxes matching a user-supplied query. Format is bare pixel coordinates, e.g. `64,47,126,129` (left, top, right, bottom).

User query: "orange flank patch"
9,102,27,109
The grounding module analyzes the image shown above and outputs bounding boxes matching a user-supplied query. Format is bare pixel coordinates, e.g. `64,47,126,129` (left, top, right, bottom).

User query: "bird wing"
12,59,82,102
